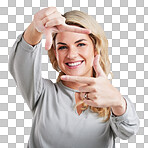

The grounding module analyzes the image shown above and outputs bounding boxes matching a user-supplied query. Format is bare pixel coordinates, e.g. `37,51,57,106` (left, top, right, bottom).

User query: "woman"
9,7,139,148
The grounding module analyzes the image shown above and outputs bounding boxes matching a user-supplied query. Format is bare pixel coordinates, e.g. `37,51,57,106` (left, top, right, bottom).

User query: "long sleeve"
110,96,140,140
8,32,44,112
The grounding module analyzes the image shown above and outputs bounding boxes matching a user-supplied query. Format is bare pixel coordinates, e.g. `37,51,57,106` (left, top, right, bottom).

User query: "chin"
63,70,80,75
61,67,93,77
66,71,90,77
66,73,82,76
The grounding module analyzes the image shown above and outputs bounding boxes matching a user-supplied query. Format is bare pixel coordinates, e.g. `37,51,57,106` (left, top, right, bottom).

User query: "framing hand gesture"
33,7,90,50
61,55,126,115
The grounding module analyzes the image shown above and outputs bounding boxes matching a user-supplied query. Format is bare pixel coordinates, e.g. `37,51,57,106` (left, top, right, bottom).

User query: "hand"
33,7,91,50
61,54,124,109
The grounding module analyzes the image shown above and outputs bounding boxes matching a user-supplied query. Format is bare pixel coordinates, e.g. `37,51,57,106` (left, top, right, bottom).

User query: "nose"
66,46,78,59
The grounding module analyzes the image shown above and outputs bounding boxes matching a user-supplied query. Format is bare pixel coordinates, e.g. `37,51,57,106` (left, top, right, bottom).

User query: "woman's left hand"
61,54,125,109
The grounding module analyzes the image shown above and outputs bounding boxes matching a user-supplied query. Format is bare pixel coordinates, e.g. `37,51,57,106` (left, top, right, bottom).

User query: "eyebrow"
57,39,87,45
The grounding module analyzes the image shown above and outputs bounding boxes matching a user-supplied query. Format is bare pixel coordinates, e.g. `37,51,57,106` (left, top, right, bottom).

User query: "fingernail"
89,29,92,34
60,75,67,80
97,54,100,59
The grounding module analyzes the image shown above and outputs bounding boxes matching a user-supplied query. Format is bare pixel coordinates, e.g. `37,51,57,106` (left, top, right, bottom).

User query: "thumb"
44,28,53,50
93,54,106,78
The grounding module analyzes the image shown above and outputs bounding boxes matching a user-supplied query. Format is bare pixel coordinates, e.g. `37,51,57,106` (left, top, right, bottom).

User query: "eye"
77,43,86,47
58,46,67,50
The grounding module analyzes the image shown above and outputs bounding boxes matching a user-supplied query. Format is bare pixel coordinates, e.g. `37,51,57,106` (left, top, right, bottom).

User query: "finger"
42,11,62,25
34,8,57,33
44,28,53,50
60,75,95,84
87,92,99,100
78,85,95,93
80,92,89,100
83,99,97,107
93,54,107,78
45,17,65,28
58,24,91,34
37,7,57,20
35,21,45,33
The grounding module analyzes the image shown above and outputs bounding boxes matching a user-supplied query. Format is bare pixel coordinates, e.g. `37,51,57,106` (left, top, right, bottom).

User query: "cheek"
86,44,95,54
85,51,95,66
84,47,95,59
56,52,64,64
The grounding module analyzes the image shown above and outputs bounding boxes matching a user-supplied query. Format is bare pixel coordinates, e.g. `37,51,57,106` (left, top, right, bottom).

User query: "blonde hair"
48,10,113,122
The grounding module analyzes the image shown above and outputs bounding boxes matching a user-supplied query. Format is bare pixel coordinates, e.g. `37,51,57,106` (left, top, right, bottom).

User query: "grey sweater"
8,33,140,148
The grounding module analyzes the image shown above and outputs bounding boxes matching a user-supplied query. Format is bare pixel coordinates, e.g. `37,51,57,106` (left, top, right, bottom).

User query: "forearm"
110,96,140,140
23,22,42,46
9,33,43,111
111,96,127,116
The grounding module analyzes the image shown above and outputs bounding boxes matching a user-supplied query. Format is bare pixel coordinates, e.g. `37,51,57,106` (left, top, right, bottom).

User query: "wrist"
111,96,127,116
24,22,42,46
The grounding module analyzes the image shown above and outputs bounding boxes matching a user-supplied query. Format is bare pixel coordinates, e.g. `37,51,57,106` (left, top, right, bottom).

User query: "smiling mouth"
65,60,84,67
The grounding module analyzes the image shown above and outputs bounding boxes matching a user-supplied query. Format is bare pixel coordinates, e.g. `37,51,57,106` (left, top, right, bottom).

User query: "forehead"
55,32,90,43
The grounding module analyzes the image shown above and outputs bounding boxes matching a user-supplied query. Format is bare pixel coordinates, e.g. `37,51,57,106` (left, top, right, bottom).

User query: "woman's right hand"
33,7,90,50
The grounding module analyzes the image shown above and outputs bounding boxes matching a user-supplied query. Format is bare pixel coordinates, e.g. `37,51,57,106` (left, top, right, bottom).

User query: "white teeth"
67,61,82,67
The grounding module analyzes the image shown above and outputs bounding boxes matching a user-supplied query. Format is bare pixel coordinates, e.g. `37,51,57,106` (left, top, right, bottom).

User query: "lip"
65,60,84,64
65,60,84,69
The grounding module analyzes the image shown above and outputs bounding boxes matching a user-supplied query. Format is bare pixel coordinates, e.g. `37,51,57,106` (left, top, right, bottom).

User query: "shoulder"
42,78,54,88
42,78,59,92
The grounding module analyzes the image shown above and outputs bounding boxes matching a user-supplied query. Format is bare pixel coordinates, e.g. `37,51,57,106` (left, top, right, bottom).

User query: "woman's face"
54,31,97,77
